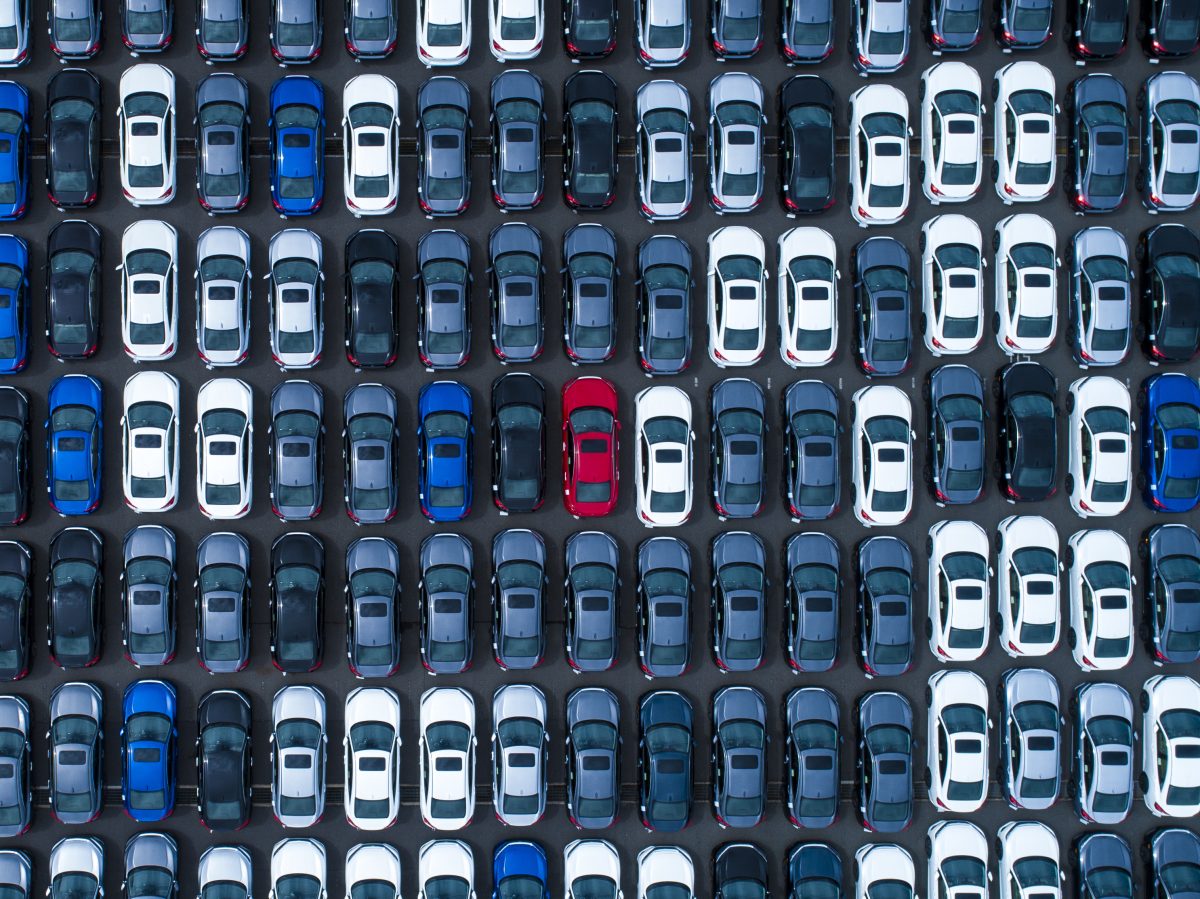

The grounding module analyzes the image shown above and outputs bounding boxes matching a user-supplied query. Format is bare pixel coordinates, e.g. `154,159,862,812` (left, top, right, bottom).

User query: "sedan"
993,61,1057,204
195,226,251,367
707,226,766,366
1139,223,1200,363
710,0,762,57
1144,523,1200,664
994,213,1058,355
996,361,1058,503
417,76,471,217
195,532,251,674
711,686,766,827
195,688,252,831
489,0,544,59
997,517,1060,658
49,0,101,59
924,0,983,49
710,378,765,518
418,687,476,829
636,235,693,375
415,0,470,64
492,684,548,826
1072,682,1134,824
562,223,617,362
855,691,913,832
565,688,620,828
416,230,471,370
1141,71,1200,213
920,214,984,355
493,844,548,899
121,835,176,899
1067,226,1131,366
418,533,474,676
1143,675,1200,817
344,230,398,369
346,536,403,678
783,380,840,522
707,73,765,214
564,0,616,56
269,533,324,673
270,684,326,828
783,688,839,828
46,220,101,358
635,386,693,527
119,220,177,361
850,384,914,527
418,380,473,522
780,0,833,60
926,363,986,506
853,236,912,376
1067,73,1129,213
195,378,252,520
197,849,250,899
342,75,400,217
564,532,619,671
491,528,547,670
635,79,692,222
999,667,1061,809
120,679,177,822
848,84,910,226
121,371,180,514
1148,829,1200,899
778,76,835,215
710,531,765,670
563,71,618,210
48,682,103,823
490,222,544,363
784,532,840,672
856,535,914,677
0,2,28,67
342,383,399,525
267,381,323,522
491,373,546,513
343,686,401,830
995,0,1053,47
490,70,545,211
928,823,987,899
637,536,692,677
268,75,324,217
45,69,101,210
919,62,983,204
0,541,31,680
787,846,840,899
1141,372,1200,513
638,690,693,832
118,64,175,206
562,378,619,518
1143,0,1200,57
268,228,323,370
47,527,103,668
194,73,250,214
46,373,102,516
269,840,326,899
347,847,400,899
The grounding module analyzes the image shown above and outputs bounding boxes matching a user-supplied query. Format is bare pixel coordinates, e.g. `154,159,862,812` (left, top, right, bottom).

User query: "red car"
562,377,619,517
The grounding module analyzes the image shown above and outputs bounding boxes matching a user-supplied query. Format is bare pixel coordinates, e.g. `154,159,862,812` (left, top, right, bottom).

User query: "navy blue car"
269,76,324,217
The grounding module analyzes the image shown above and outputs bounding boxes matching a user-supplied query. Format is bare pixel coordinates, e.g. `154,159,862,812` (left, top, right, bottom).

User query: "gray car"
999,667,1061,810
856,535,914,678
0,697,30,836
1141,71,1200,213
492,528,547,670
490,222,545,363
851,0,908,74
711,531,766,671
783,380,840,521
196,0,248,61
563,223,617,363
122,0,172,52
268,380,323,521
635,0,689,67
123,833,177,899
48,682,103,824
1073,681,1134,825
342,383,399,525
564,531,619,672
490,70,545,211
565,687,620,829
345,536,402,678
417,76,471,217
856,691,913,832
710,378,766,518
1068,226,1131,367
416,230,471,370
637,235,694,375
0,851,29,899
637,536,693,677
48,0,102,59
784,532,840,673
345,0,397,59
270,0,322,63
419,533,474,675
49,838,102,899
636,80,693,222
195,74,250,214
711,685,767,828
195,532,251,674
196,226,252,368
707,73,765,214
121,524,177,668
784,687,839,829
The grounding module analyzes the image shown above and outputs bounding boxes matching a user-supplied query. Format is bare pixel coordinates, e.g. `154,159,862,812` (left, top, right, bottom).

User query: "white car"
707,226,766,367
565,841,621,899
270,685,328,829
343,687,401,831
196,226,252,368
921,214,984,355
926,520,990,662
50,839,103,899
848,84,911,227
195,377,253,520
120,220,178,361
118,64,176,206
1067,529,1134,672
269,840,326,899
199,848,251,899
489,0,543,60
268,229,323,370
997,822,1062,899
634,385,694,527
1067,377,1132,518
926,670,990,813
1142,674,1200,817
920,62,984,203
491,683,548,827
778,227,838,367
927,822,988,899
419,687,476,830
636,847,693,899
416,0,471,65
994,214,1058,354
851,385,914,527
419,842,474,899
853,844,914,899
993,61,1057,204
121,371,180,513
342,76,401,217
997,515,1061,657
347,845,401,899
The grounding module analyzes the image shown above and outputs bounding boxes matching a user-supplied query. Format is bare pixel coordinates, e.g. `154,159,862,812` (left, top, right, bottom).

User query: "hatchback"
489,373,546,513
1140,71,1200,213
268,76,324,217
1068,74,1129,213
855,691,913,832
194,74,250,214
419,532,475,671
563,71,618,210
342,383,399,525
565,689,620,828
490,70,545,211
417,76,471,217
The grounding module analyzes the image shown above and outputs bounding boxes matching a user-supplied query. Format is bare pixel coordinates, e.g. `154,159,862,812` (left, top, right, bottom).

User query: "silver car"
198,847,251,899
268,380,324,521
0,851,30,899
1142,71,1200,213
1073,682,1134,825
491,683,548,827
48,683,103,825
636,0,689,66
707,74,765,214
999,668,1061,811
196,226,252,368
0,697,30,836
123,833,177,899
49,838,102,899
851,0,909,74
636,80,692,222
268,229,323,370
1068,226,1131,367
195,532,251,674
195,74,250,214
271,684,327,828
121,524,177,668
345,537,402,679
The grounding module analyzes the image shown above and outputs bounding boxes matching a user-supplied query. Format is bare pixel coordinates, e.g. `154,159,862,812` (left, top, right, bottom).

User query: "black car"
854,237,913,377
1147,828,1200,899
1140,224,1200,363
1075,832,1133,899
45,69,101,210
121,0,174,53
46,220,101,360
0,388,28,528
1142,0,1199,57
1144,523,1200,664
195,688,252,832
780,0,834,62
491,373,546,513
782,380,840,521
0,540,30,680
562,223,618,363
710,0,763,57
856,536,914,678
855,690,914,832
563,0,617,57
995,0,1053,48
778,75,835,215
1067,74,1129,213
926,363,986,505
344,229,399,369
268,533,324,674
636,235,693,375
784,687,840,828
47,527,103,669
714,845,768,899
1068,0,1128,58
784,532,840,673
563,71,618,210
997,361,1058,503
925,0,983,50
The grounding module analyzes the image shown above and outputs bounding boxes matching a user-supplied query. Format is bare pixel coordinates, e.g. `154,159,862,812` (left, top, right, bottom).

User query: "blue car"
418,380,473,522
269,76,324,217
492,842,548,899
0,83,29,221
46,374,102,516
1143,373,1200,513
0,235,28,373
121,679,177,823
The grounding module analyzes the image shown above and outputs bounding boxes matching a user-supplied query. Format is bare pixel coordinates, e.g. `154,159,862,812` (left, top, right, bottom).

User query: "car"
926,520,989,661
195,532,251,673
342,383,399,525
418,380,473,522
1067,226,1132,366
416,0,470,64
120,372,180,515
1072,682,1134,824
0,542,30,680
195,688,252,831
490,222,544,363
195,378,252,520
562,378,619,518
48,682,103,823
851,0,909,73
493,843,548,899
707,73,764,214
635,385,694,527
780,0,834,60
784,532,841,672
346,536,403,678
637,848,693,899
565,689,620,828
269,839,326,899
1068,0,1129,58
634,81,692,223
563,0,616,56
343,686,401,830
994,213,1059,354
122,833,176,899
0,387,25,527
848,85,910,226
1073,834,1133,899
120,679,176,822
1143,0,1200,57
925,669,989,813
195,226,251,367
783,688,839,829
0,83,27,221
713,845,767,899
997,516,1061,657
491,374,546,513
563,532,619,671
1141,71,1200,213
562,225,617,363
194,74,250,214
921,215,984,355
710,0,762,57
46,374,102,516
997,822,1062,899
1067,376,1132,517
707,226,766,366
1142,674,1200,816
268,533,324,674
926,364,986,506
416,230,471,370
119,220,177,361
637,536,692,677
993,62,1057,204
1141,373,1200,513
855,691,913,832
710,380,765,519
1068,74,1129,213
118,64,175,207
417,76,471,217
995,0,1053,47
48,0,102,58
638,690,693,831
46,69,101,211
49,839,103,899
489,0,544,59
924,0,983,49
710,532,765,671
46,220,101,359
782,380,840,521
345,0,397,59
777,77,835,216
927,823,987,899
0,696,29,834
417,533,473,676
1139,223,1200,363
47,527,102,668
635,0,689,66
491,528,547,669
346,846,400,899
636,235,693,375
491,684,548,826
0,235,27,372
1147,828,1200,899
999,667,1061,808
342,75,400,217
563,841,620,899
419,686,476,830
850,385,914,527
268,228,323,370
1145,523,1200,664
269,685,326,828
854,236,912,376
710,686,766,827
268,76,324,217
267,379,324,521
196,0,248,60
563,71,618,210
120,525,176,667
787,846,840,899
269,0,321,62
919,63,984,203
0,3,28,66
197,848,250,899
856,536,915,678
997,361,1058,502
417,843,474,899
490,70,545,211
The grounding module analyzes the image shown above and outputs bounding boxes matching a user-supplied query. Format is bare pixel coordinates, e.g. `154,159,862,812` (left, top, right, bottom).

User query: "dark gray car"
419,533,474,676
195,74,250,215
926,363,986,505
492,528,547,670
490,70,545,211
783,380,840,521
121,524,177,668
122,0,173,52
784,532,840,673
345,0,397,59
416,229,471,370
268,379,324,522
637,234,694,375
784,687,839,829
637,536,693,678
563,224,618,364
195,532,251,674
710,378,766,518
711,531,766,672
564,531,619,672
490,222,545,363
196,0,248,61
856,536,914,678
48,681,103,824
565,686,620,829
417,76,471,217
342,383,399,525
0,696,31,837
854,236,913,378
711,685,767,828
270,0,322,63
710,0,763,57
855,691,913,833
345,536,402,678
1145,523,1200,664
1068,226,1131,367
